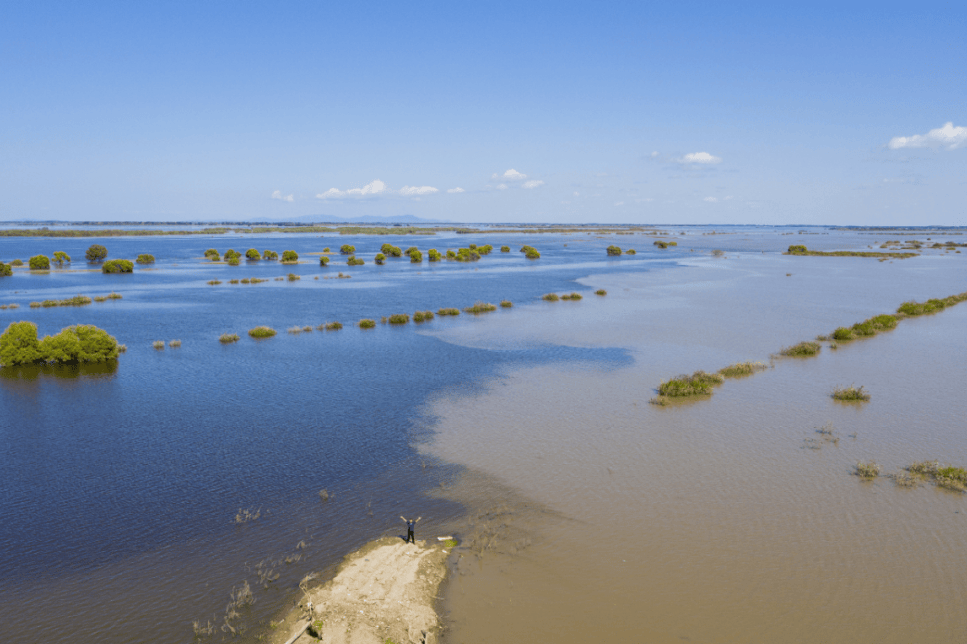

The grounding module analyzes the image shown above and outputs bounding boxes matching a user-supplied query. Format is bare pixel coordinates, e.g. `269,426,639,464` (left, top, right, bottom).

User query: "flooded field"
1,226,964,643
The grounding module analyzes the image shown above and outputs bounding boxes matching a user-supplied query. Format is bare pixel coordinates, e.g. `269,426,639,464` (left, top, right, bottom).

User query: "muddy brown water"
423,250,967,643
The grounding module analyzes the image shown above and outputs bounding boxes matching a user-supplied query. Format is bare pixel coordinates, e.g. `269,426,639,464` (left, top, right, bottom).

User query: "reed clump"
855,461,880,479
500,300,513,308
219,333,240,343
207,280,222,285
437,308,460,316
169,340,181,347
229,279,239,284
248,326,277,338
718,361,768,378
326,321,343,331
778,341,821,357
595,289,607,296
500,246,510,252
657,371,724,397
358,318,376,329
288,326,303,334
388,313,410,324
832,385,871,401
153,340,165,350
464,302,497,314
542,293,559,301
560,292,582,300
413,310,435,322
288,273,300,281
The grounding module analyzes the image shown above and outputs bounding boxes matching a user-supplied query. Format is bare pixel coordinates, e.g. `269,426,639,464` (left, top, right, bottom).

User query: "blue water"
0,231,655,643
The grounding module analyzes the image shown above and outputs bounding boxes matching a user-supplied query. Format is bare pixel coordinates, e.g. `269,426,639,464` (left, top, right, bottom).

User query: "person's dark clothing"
406,520,416,543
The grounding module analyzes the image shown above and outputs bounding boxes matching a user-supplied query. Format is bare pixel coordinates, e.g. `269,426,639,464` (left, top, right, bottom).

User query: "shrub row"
0,321,120,366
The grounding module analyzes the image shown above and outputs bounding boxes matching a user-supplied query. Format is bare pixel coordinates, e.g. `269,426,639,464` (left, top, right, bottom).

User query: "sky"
1,1,964,225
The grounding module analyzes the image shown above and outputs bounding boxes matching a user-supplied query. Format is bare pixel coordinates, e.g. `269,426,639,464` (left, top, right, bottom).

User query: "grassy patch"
595,289,607,296
219,333,240,343
437,308,460,316
464,302,497,314
358,318,376,329
153,340,165,350
207,280,221,285
606,245,622,255
136,254,155,264
560,292,582,300
855,461,880,479
324,321,343,331
785,245,917,259
287,273,300,281
248,326,277,338
778,341,821,357
388,313,410,324
500,300,513,308
169,340,181,348
102,259,134,273
832,385,871,401
657,371,724,397
413,310,434,322
718,361,768,378
542,293,559,301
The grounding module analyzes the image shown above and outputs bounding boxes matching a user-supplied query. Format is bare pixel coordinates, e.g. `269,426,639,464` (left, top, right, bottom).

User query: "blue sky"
1,1,964,224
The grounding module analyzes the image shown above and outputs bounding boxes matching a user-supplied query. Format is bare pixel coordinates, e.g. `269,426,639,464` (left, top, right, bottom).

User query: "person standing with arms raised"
400,515,421,544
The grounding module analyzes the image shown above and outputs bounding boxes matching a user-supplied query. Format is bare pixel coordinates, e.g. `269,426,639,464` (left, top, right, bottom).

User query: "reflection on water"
0,360,119,381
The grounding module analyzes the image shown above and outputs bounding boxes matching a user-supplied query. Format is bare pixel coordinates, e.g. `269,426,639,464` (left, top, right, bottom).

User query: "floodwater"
1,227,965,643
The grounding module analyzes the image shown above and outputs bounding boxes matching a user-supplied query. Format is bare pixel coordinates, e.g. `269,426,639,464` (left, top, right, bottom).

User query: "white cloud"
614,201,625,206
346,179,388,196
704,196,719,203
447,187,465,194
496,184,508,190
271,190,294,202
492,169,527,181
888,122,967,150
399,185,439,196
573,191,580,196
678,152,722,164
316,188,345,199
650,151,659,157
522,179,544,189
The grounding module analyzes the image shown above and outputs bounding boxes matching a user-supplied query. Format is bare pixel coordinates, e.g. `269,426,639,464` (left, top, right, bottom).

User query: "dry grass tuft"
832,385,871,401
855,461,880,479
718,361,769,378
778,341,821,357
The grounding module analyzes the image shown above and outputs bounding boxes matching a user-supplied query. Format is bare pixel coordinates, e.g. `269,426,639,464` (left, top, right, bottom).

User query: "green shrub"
227,257,240,266
718,362,768,378
387,245,402,257
245,248,261,260
500,246,510,252
207,280,222,285
832,385,871,401
851,320,877,337
626,249,636,255
787,245,808,254
102,259,134,273
606,245,622,256
323,247,330,252
464,302,497,314
524,248,540,259
12,259,23,266
86,244,108,262
454,248,480,262
410,249,423,263
263,250,279,260
282,250,299,262
869,314,898,329
0,263,11,277
136,254,155,264
562,292,582,300
658,371,724,397
388,313,410,324
500,300,513,308
224,249,241,261
446,250,457,259
542,293,559,301
204,248,219,258
413,310,434,322
358,318,376,329
107,292,122,299
437,307,460,316
779,341,821,357
832,327,853,341
319,256,330,266
39,295,92,308
595,289,607,296
152,340,165,350
53,251,71,265
653,241,668,249
340,245,356,255
325,321,343,331
29,255,50,270
208,252,221,261
375,253,386,265
427,249,441,262
855,461,880,479
381,243,395,254
219,333,240,343
405,246,419,256
0,321,120,366
248,326,277,338
287,273,300,281
669,241,678,246
347,255,365,266
898,298,947,316
480,244,494,255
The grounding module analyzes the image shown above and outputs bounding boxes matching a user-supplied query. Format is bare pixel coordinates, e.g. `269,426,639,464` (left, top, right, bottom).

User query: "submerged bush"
53,251,71,266
542,293,559,301
437,307,460,316
208,252,221,262
40,295,93,308
606,245,622,256
281,250,299,262
375,253,386,265
347,255,365,266
287,273,300,281
29,255,50,270
152,340,165,350
595,289,607,296
224,249,241,261
413,310,434,322
787,245,808,254
0,321,120,366
500,300,513,308
219,333,240,343
779,341,821,357
832,327,853,341
325,321,343,331
898,298,948,316
169,340,181,348
404,246,419,256
340,245,356,255
204,248,219,259
248,326,277,338
658,371,724,397
207,280,222,285
446,250,457,260
832,385,871,401
454,248,480,262
227,257,240,266
136,254,155,264
11,259,23,266
409,249,423,263
358,318,376,329
718,361,768,378
464,302,497,314
427,248,441,262
479,244,494,255
653,241,668,249
500,246,510,252
561,292,582,300
626,249,636,255
245,248,261,260
0,263,12,277
229,279,239,284
319,256,330,266
520,245,541,259
86,244,108,262
263,250,279,260
855,461,880,479
102,259,134,273
388,313,410,324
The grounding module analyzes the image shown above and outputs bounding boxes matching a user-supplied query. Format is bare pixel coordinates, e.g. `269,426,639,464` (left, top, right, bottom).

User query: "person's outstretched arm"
400,516,406,522
416,516,422,523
